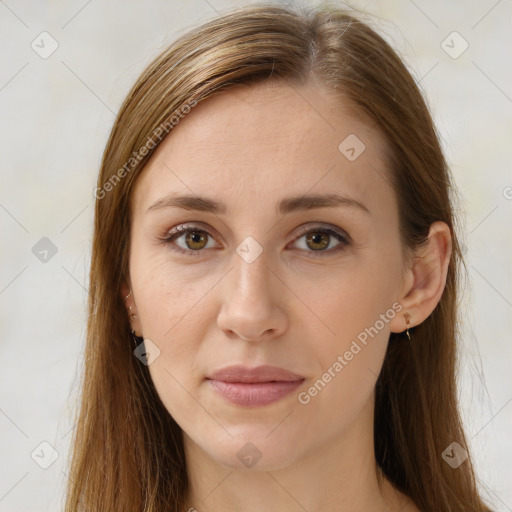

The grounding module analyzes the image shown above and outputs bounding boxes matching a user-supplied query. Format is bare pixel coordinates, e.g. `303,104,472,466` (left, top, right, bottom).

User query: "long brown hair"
64,3,493,511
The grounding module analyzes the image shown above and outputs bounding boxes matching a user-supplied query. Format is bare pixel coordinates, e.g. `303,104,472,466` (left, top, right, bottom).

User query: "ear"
390,221,452,334
120,280,143,337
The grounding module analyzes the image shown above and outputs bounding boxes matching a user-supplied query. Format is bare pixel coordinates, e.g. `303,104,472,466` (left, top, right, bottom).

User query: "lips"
206,364,305,383
206,365,305,406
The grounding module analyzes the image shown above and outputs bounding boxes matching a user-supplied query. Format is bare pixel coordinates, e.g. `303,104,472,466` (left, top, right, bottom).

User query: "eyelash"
158,223,350,258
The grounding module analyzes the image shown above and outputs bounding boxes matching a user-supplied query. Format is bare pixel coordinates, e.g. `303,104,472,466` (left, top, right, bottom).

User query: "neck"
182,397,407,512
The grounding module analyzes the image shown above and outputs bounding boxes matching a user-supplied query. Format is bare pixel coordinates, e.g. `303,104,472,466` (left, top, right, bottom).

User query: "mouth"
205,364,305,406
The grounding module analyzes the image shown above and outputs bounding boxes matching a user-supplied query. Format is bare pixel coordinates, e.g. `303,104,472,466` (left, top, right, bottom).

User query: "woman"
65,2,493,511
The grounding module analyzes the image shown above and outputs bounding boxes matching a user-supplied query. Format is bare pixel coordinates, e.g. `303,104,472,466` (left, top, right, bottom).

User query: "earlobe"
120,281,143,337
391,221,452,334
121,281,131,303
121,281,133,316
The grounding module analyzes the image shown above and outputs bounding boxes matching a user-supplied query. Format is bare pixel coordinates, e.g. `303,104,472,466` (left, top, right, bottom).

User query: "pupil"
187,231,205,249
307,232,328,251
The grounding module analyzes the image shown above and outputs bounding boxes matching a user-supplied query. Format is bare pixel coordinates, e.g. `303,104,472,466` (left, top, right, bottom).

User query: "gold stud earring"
404,313,411,340
124,290,136,319
124,289,142,342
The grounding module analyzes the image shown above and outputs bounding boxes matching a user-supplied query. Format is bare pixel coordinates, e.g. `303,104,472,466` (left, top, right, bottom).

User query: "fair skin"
122,79,451,512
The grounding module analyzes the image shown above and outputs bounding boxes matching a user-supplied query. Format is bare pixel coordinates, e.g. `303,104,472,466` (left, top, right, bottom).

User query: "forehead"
131,80,394,220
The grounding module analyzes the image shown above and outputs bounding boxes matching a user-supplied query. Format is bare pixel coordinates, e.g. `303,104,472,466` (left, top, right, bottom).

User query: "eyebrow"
146,192,370,216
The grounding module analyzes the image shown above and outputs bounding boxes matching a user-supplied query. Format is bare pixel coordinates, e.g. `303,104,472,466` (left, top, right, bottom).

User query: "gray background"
0,0,511,510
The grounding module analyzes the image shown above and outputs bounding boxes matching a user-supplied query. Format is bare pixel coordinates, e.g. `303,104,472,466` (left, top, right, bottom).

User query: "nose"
216,248,288,342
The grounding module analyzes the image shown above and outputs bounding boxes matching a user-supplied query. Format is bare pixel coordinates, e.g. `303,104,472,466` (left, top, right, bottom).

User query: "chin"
203,431,301,472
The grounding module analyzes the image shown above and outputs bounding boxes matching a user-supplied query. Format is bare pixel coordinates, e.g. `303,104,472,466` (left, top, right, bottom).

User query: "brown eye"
304,232,330,251
163,225,217,256
161,223,349,258
292,226,349,256
183,230,208,250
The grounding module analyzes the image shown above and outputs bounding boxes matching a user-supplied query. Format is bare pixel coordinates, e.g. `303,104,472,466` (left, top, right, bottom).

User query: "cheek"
137,268,209,426
298,286,391,432
131,247,213,337
297,260,391,340
148,359,210,437
299,260,395,391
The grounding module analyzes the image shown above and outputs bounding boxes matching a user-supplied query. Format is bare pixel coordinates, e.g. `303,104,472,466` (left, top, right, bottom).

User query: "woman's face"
123,80,411,471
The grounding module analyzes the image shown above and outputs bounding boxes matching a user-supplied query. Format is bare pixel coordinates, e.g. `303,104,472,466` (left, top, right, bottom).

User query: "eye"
291,224,349,257
159,223,350,257
160,224,217,256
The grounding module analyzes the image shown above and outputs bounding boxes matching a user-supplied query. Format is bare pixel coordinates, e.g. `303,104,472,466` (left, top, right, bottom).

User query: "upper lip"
206,364,305,383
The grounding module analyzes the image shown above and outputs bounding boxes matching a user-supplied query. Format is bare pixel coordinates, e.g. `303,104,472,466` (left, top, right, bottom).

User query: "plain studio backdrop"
0,0,511,510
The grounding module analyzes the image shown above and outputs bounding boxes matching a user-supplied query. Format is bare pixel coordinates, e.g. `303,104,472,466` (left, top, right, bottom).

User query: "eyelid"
293,222,351,243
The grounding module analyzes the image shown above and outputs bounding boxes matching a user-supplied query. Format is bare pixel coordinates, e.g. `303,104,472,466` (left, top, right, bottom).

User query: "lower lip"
207,379,305,406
